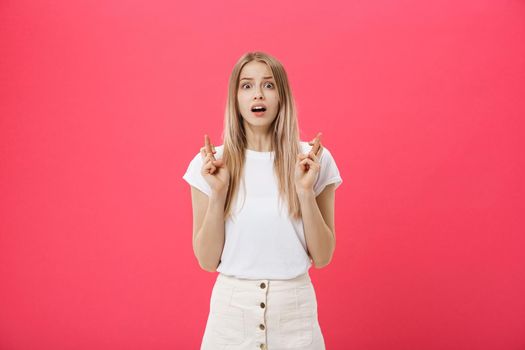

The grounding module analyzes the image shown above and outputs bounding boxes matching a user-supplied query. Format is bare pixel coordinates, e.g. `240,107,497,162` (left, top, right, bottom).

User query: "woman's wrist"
296,188,315,199
210,188,228,202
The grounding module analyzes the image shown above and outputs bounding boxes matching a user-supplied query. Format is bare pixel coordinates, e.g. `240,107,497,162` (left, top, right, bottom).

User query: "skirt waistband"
216,272,312,291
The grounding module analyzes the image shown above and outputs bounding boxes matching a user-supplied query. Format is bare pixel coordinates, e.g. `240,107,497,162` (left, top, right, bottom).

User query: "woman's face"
237,61,279,129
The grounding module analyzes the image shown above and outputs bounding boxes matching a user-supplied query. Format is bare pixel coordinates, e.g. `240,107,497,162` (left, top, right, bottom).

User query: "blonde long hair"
221,51,303,220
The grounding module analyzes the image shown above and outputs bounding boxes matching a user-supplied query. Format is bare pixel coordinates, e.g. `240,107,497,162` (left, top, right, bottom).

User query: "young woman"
183,51,342,350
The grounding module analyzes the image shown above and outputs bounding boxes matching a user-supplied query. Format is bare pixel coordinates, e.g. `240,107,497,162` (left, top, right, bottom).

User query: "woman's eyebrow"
240,76,274,81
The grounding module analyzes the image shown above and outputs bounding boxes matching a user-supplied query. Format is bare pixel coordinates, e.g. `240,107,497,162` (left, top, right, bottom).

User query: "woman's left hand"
295,132,324,194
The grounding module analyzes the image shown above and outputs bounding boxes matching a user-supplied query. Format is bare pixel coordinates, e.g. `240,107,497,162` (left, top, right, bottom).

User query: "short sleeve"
182,152,212,196
313,147,343,196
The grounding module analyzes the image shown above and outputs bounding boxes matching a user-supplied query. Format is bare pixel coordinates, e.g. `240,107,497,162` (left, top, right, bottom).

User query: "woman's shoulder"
189,144,225,163
214,144,225,153
298,140,332,156
196,143,331,157
299,140,311,152
215,144,225,157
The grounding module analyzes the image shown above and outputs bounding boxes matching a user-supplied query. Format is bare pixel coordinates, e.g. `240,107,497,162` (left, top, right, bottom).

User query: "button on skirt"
200,272,326,350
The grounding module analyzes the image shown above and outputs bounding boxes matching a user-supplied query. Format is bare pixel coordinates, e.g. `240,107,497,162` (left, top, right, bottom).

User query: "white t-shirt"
182,141,343,280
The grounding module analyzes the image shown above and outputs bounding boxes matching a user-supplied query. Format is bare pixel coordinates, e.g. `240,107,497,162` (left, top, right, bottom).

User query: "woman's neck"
244,127,273,152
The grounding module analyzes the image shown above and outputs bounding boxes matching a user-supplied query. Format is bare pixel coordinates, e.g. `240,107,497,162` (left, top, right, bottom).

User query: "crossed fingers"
201,134,217,173
299,132,323,163
200,134,216,158
309,132,323,157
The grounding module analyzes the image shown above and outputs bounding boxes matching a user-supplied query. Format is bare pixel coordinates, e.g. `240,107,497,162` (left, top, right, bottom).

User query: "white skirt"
200,271,326,350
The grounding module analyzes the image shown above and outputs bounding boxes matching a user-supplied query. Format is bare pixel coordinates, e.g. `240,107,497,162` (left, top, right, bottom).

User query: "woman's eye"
240,82,273,89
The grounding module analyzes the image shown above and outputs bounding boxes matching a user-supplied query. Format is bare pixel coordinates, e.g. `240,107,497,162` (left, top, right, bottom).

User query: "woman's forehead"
240,61,273,78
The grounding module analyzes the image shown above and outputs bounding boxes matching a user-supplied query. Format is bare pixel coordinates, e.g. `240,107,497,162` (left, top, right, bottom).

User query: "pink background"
1,0,524,349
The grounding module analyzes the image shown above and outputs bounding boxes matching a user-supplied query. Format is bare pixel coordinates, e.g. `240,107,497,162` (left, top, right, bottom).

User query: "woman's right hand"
200,134,230,195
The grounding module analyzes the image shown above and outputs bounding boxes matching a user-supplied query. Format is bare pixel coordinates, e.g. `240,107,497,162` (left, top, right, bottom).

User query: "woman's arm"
191,186,226,272
298,183,336,268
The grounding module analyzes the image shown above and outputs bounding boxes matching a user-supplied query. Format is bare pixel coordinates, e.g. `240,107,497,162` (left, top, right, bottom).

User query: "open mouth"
251,106,267,113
